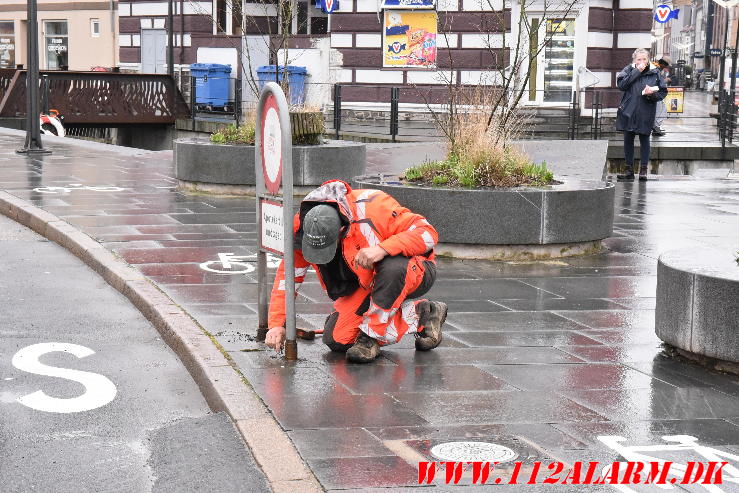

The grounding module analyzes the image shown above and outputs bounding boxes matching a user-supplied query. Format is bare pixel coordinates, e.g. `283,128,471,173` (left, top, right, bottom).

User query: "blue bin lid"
257,65,308,75
191,63,232,72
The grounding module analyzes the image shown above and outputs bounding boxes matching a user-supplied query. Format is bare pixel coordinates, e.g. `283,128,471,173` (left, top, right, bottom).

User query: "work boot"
616,171,635,181
346,332,381,363
639,167,648,181
414,300,447,351
652,126,666,136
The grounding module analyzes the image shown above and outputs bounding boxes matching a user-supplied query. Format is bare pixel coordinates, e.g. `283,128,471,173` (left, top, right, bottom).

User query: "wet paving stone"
365,422,588,450
426,279,560,301
445,311,589,332
381,347,584,366
448,331,603,348
552,309,656,329
493,298,629,311
562,386,739,421
584,328,662,345
287,428,394,459
555,343,667,364
552,419,739,448
308,456,419,489
331,364,517,394
521,276,658,299
389,391,608,424
479,363,658,391
249,385,428,429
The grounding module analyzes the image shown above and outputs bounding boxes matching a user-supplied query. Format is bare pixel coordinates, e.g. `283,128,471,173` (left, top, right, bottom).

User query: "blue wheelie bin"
191,63,232,109
256,65,308,105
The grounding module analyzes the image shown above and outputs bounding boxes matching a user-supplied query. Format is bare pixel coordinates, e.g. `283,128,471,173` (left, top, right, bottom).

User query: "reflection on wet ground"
1,131,739,491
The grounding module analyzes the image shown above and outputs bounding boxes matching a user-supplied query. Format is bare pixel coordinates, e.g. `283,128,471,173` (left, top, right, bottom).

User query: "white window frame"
91,18,100,37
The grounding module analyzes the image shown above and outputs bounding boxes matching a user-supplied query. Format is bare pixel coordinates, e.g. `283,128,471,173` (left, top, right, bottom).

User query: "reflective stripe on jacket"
268,179,438,328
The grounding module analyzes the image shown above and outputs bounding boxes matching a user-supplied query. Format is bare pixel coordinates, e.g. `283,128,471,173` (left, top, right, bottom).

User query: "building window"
0,21,15,68
91,18,100,37
44,20,69,70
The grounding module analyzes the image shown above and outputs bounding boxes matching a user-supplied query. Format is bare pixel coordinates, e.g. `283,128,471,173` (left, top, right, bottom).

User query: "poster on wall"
383,10,437,69
666,86,684,113
0,21,14,69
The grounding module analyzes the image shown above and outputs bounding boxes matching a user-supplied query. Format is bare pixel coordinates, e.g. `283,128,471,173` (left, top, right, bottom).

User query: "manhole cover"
430,442,518,463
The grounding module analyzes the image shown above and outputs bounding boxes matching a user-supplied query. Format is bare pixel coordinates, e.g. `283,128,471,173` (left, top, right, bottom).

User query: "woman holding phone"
615,48,668,181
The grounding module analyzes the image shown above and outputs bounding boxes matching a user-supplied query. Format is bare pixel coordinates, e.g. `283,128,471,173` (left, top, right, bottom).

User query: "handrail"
0,70,190,124
577,66,601,91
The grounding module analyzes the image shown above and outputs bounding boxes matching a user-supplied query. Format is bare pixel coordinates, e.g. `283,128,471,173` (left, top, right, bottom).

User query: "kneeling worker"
264,179,447,363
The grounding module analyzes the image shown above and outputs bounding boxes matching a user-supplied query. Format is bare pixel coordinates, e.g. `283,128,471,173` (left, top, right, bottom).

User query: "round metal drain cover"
430,442,518,463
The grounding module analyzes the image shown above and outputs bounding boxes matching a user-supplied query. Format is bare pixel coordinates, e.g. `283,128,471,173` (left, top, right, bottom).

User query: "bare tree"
414,0,582,154
190,0,310,100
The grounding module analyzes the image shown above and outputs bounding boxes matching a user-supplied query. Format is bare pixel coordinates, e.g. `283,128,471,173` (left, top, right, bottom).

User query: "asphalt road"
0,214,270,493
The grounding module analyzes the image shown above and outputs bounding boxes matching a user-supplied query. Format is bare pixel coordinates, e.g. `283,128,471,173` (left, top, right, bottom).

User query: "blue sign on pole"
318,0,339,13
654,4,679,23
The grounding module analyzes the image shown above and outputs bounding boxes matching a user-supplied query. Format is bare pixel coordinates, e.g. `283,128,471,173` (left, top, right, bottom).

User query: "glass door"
542,19,575,103
527,18,575,104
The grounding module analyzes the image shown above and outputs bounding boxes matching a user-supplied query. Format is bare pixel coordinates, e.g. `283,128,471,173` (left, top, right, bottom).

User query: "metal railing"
189,75,243,128
329,84,607,142
0,69,190,125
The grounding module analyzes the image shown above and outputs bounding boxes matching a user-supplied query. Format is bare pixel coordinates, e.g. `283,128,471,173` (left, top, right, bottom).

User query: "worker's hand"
644,86,655,95
354,245,389,269
636,61,648,72
265,326,286,352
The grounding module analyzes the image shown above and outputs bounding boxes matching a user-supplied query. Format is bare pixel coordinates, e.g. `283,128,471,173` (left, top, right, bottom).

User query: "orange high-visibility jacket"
268,180,438,328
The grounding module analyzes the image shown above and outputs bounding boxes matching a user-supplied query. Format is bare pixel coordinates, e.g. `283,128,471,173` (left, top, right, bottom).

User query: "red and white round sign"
261,93,283,194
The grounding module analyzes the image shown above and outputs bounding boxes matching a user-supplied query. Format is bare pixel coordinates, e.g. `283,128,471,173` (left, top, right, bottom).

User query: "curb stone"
0,190,323,493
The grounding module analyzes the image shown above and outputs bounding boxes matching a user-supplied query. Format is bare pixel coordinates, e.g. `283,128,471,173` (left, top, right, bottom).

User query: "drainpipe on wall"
706,0,714,75
110,0,116,68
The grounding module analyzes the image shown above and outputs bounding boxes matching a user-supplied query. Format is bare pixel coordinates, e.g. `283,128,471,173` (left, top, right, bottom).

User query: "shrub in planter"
210,109,324,146
402,116,554,189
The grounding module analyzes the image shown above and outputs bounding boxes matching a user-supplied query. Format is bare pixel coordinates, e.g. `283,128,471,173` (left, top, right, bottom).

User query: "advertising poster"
383,10,437,69
666,86,684,113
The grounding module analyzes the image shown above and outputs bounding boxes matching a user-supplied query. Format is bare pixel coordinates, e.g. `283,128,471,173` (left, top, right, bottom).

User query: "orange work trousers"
322,254,436,349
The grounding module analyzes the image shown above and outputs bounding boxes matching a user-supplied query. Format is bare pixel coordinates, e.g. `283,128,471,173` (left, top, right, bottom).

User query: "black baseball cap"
301,204,341,264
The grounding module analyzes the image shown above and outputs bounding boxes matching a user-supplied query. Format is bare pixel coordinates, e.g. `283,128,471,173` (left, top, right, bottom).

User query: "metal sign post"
17,0,50,155
255,82,296,360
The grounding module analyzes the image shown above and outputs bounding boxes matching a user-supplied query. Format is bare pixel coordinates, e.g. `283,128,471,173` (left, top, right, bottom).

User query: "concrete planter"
174,138,366,194
656,248,739,370
352,175,615,260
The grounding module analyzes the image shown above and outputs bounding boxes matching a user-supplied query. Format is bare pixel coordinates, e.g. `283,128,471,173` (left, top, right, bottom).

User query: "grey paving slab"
479,363,658,391
562,387,739,421
389,391,609,424
445,311,590,332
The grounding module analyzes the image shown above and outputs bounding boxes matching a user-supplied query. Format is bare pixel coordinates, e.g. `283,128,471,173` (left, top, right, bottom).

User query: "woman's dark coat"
615,63,668,135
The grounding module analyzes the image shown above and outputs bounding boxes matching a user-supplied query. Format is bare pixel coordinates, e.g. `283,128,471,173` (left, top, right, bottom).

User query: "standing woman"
616,48,668,181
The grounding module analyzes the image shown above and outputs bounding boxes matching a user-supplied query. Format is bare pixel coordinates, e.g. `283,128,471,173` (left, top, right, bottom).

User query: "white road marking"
11,343,117,413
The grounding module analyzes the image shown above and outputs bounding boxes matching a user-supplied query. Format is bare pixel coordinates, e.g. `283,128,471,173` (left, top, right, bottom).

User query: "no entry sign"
255,83,297,359
261,93,283,195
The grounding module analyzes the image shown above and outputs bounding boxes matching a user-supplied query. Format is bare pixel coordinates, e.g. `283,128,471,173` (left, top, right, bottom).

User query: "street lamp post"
17,0,50,154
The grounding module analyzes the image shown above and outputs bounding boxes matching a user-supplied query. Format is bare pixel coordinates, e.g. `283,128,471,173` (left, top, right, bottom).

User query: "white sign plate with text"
260,199,285,255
